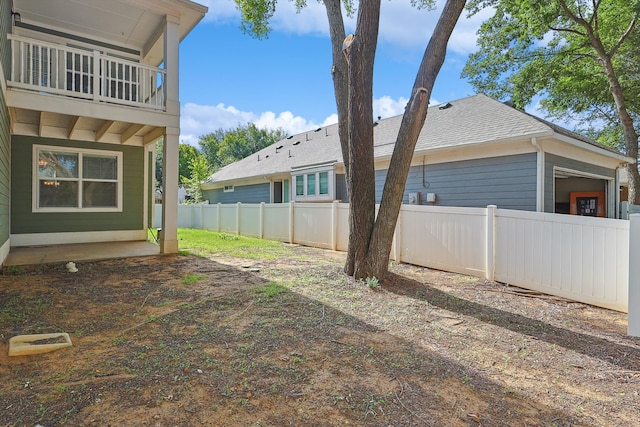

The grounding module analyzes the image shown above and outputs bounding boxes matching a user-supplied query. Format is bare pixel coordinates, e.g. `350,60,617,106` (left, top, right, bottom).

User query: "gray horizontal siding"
544,153,616,213
377,153,538,210
204,183,270,204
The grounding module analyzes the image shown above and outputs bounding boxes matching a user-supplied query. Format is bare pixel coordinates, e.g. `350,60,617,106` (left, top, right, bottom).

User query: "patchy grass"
182,274,207,285
176,228,295,260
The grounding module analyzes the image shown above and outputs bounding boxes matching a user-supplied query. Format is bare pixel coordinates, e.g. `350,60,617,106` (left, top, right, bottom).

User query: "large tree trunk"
324,0,467,280
361,0,467,279
344,0,381,277
323,0,350,183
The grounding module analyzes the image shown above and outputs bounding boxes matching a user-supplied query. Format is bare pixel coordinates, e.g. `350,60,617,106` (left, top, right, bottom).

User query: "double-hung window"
34,145,122,212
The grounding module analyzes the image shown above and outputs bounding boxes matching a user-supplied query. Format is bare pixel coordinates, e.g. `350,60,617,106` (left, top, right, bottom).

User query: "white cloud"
180,102,326,146
373,96,409,119
180,95,414,146
199,0,239,23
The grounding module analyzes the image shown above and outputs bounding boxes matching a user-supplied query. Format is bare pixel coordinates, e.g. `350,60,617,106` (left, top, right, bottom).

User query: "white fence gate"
156,202,630,313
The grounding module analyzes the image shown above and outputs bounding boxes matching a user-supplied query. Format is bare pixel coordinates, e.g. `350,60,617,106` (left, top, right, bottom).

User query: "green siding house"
0,0,207,266
203,94,631,219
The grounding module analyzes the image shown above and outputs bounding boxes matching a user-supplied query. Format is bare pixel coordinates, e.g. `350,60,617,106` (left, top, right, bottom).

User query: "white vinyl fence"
157,202,631,314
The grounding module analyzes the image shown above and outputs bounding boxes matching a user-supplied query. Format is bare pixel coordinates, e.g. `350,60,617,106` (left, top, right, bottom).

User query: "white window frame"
32,144,123,213
223,185,234,192
291,166,334,202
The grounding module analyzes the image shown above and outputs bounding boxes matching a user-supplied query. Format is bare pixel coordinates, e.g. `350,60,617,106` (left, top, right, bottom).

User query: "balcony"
7,34,166,112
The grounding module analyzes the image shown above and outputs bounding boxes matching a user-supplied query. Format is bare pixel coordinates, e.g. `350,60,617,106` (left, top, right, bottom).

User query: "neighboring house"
0,0,207,265
203,94,631,219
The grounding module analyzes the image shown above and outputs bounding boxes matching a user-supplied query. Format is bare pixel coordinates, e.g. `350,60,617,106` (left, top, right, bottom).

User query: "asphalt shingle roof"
207,94,623,184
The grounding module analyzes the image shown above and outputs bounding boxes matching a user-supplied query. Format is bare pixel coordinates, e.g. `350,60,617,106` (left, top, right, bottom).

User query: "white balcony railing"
8,35,166,111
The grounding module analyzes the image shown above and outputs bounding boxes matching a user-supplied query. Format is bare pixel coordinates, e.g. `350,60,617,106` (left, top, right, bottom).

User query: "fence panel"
219,205,238,233
336,203,350,252
398,205,487,277
202,205,218,230
238,204,261,238
293,203,334,249
177,205,193,228
494,209,629,312
264,204,292,242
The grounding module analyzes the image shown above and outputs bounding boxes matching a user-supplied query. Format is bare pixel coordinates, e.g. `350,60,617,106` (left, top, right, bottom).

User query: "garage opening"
554,168,611,217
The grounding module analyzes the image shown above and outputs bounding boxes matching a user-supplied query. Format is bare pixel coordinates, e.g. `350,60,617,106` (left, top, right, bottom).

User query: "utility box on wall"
408,192,420,205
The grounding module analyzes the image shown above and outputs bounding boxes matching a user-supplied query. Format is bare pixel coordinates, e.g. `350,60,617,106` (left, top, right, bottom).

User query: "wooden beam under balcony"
68,116,81,139
143,127,165,145
38,112,45,136
96,120,115,142
121,124,145,144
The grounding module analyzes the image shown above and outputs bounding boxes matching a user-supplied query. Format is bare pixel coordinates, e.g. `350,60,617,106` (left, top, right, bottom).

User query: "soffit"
13,0,207,64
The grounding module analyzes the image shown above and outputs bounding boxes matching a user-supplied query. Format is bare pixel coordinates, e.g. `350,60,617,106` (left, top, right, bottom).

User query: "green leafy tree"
179,143,200,183
235,0,466,280
181,154,212,204
198,123,288,170
463,0,640,203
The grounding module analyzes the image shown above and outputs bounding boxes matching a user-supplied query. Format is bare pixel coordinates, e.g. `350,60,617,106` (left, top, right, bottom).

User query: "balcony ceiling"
13,0,207,65
9,105,167,146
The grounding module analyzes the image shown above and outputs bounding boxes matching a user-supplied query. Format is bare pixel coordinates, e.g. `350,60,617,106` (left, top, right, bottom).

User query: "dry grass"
0,244,639,426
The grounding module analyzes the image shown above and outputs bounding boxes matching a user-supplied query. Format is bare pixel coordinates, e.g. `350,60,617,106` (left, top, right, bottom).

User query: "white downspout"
531,137,545,212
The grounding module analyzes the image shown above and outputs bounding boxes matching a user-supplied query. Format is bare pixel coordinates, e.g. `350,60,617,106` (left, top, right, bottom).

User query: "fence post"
216,203,221,232
260,202,265,239
331,201,338,251
629,214,640,337
236,202,241,235
486,205,497,281
200,203,205,230
289,202,295,244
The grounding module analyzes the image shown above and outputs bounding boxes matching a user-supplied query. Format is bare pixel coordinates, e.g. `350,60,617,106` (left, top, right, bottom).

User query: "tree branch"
548,25,586,37
609,15,638,57
558,0,590,29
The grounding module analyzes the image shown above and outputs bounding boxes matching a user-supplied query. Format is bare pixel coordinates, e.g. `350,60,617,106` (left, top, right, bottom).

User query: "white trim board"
0,238,10,265
10,230,147,247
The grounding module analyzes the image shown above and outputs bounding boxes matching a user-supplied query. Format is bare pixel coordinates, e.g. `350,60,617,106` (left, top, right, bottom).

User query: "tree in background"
155,123,286,199
463,0,640,203
155,139,164,193
181,154,212,203
235,0,466,280
179,143,200,183
198,123,288,170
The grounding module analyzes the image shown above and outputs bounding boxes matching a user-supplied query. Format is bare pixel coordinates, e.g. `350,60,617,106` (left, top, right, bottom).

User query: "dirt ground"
1,244,639,426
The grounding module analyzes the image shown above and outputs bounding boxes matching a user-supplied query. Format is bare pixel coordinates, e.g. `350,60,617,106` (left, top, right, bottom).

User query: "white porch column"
164,15,180,116
161,127,180,253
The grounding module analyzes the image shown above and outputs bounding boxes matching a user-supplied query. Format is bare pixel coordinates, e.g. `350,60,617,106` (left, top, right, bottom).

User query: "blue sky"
178,0,495,146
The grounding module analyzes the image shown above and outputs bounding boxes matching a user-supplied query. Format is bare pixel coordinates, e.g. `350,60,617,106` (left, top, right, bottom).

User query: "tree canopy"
155,123,287,198
463,0,640,202
198,123,288,170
